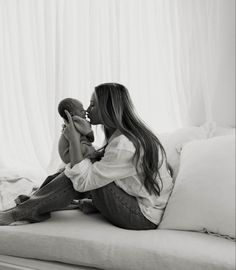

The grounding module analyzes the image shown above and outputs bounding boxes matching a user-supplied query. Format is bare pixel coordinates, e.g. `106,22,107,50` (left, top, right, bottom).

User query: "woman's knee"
40,172,62,188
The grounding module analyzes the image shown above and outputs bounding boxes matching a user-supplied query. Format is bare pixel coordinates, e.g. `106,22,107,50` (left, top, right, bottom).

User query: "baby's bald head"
58,98,85,121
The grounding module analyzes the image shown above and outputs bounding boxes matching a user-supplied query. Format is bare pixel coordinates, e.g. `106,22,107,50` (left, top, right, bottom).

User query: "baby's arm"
58,128,90,164
58,133,70,164
73,116,94,138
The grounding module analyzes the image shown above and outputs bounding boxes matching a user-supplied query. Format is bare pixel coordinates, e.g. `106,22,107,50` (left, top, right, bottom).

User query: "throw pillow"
159,135,235,240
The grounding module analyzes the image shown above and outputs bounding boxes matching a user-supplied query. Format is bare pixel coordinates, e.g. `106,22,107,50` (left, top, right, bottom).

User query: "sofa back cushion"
158,123,235,180
158,126,209,179
159,135,235,240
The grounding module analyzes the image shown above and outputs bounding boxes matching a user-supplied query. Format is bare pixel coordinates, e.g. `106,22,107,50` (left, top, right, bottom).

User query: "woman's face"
86,92,102,125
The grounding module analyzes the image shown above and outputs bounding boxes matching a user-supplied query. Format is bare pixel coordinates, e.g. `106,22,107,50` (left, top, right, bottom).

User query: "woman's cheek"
91,115,99,125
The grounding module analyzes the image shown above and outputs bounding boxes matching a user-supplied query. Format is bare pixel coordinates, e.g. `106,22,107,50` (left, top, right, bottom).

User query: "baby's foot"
0,211,15,225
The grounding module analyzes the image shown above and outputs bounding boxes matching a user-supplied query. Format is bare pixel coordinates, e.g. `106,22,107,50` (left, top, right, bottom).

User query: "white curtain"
0,0,233,183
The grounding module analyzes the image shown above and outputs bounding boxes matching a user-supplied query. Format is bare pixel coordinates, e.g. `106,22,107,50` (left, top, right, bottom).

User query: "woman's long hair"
95,83,171,196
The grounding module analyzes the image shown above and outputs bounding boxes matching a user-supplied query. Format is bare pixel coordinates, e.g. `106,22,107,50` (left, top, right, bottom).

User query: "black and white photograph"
0,0,235,269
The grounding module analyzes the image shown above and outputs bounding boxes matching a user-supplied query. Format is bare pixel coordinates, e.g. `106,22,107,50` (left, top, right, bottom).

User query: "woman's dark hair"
94,83,171,196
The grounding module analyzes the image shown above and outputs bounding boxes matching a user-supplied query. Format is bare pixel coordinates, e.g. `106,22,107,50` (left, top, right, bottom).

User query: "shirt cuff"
64,159,92,178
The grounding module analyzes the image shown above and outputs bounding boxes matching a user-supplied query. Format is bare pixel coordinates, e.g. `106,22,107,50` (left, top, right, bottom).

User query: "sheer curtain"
0,0,232,182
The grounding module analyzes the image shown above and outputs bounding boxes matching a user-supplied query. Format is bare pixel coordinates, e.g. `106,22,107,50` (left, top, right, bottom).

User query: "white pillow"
211,126,235,137
159,135,235,240
158,124,210,179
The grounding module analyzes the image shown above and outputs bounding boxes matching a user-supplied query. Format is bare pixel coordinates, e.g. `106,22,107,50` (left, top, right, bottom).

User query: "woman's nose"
86,106,91,113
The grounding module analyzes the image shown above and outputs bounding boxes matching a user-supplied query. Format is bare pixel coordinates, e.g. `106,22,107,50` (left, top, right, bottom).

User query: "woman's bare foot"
15,194,30,205
77,199,98,214
0,211,15,225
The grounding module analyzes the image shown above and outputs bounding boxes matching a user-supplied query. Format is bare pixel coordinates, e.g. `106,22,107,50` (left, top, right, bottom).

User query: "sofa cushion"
158,123,235,180
0,210,235,270
159,135,235,240
158,125,209,179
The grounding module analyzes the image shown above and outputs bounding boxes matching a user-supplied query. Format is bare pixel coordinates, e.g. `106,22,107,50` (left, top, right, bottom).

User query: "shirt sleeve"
64,138,137,192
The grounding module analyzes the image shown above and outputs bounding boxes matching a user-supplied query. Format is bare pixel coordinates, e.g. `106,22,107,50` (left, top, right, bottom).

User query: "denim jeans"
12,172,156,230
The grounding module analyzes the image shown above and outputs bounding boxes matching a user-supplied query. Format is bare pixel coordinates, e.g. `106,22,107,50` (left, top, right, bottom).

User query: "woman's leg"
91,182,157,230
39,172,62,188
0,173,79,225
15,172,62,205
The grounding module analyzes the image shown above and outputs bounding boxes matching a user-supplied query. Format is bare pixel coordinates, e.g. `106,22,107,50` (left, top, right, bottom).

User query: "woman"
0,83,173,230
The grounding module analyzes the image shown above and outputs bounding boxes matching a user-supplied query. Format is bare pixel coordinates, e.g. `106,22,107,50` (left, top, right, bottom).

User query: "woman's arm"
68,134,83,167
58,133,70,164
65,137,137,192
63,110,84,166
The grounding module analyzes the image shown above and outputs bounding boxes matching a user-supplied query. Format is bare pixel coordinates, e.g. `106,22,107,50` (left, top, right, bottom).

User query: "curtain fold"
0,0,233,182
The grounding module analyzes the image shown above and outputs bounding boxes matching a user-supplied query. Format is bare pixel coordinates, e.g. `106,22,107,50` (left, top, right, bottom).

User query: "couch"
0,123,235,270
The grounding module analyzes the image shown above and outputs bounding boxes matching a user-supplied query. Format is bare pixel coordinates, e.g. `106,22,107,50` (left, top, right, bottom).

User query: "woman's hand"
62,110,84,166
72,115,92,135
62,110,80,143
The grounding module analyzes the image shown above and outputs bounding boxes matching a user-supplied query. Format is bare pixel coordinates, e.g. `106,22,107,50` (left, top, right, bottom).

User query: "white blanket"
0,177,36,211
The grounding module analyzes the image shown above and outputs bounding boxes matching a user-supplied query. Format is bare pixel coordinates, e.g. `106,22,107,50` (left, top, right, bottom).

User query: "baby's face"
73,102,86,119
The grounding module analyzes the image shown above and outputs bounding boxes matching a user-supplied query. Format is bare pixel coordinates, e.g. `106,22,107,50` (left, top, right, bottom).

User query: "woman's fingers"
64,110,73,124
61,123,66,132
63,110,77,142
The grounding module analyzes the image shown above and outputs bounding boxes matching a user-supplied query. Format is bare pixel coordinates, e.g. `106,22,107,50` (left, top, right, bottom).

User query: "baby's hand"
73,116,92,135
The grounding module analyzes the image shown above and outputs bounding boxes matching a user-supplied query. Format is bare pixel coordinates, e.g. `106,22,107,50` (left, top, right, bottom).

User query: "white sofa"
0,209,234,270
0,123,235,270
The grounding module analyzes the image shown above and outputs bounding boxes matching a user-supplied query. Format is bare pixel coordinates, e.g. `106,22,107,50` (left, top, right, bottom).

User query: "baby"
57,98,98,213
15,98,97,212
58,98,95,164
15,98,100,214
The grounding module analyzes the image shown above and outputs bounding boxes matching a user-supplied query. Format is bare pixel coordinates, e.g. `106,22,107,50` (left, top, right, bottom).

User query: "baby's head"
58,98,86,121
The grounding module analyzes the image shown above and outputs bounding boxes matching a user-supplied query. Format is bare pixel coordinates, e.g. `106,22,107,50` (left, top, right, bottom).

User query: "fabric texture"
158,124,210,179
65,130,173,225
12,171,156,230
158,123,236,180
159,135,235,240
0,210,235,270
0,254,92,270
12,173,78,223
1,1,235,184
91,182,156,230
0,177,36,211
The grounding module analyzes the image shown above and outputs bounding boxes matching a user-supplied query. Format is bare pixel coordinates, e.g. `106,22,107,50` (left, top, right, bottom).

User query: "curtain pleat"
0,0,233,182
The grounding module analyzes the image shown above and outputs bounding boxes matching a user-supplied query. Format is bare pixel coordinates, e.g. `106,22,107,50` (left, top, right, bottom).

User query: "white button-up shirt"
65,130,173,225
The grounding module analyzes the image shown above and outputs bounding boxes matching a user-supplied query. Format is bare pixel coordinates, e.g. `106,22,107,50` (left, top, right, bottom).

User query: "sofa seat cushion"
0,210,234,270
